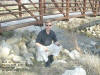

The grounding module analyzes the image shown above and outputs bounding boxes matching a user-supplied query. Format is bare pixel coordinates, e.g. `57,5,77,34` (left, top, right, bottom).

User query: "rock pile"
0,25,99,75
81,24,100,38
54,16,100,38
54,18,90,29
0,29,87,75
0,30,37,69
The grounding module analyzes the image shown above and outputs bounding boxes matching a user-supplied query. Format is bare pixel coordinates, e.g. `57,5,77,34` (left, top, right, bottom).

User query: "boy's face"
45,22,52,31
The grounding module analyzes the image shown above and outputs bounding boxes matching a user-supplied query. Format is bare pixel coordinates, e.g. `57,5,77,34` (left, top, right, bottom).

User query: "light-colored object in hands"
36,43,62,62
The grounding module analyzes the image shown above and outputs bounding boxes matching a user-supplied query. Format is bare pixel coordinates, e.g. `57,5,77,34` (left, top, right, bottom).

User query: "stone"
98,34,100,38
90,41,96,46
53,49,70,61
7,54,15,60
12,55,25,63
23,53,33,59
0,47,10,58
26,40,36,48
95,31,99,34
23,53,34,65
63,49,70,54
23,53,34,61
26,58,33,66
92,31,96,36
28,48,36,55
12,44,20,55
1,31,14,38
8,54,25,63
86,30,92,36
53,60,67,64
68,50,80,60
2,59,13,63
18,40,28,55
22,30,31,41
0,40,11,59
62,67,86,75
6,36,21,45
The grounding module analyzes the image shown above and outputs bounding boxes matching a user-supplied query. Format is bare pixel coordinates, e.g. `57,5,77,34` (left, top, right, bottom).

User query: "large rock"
26,58,33,66
55,18,89,29
23,53,34,66
17,40,28,55
23,53,34,59
52,59,67,65
6,36,21,45
12,55,25,63
0,40,11,59
62,67,86,75
62,49,81,60
26,40,36,48
1,31,14,38
0,47,10,58
28,48,36,56
81,24,100,38
22,30,32,41
12,44,20,55
7,54,25,63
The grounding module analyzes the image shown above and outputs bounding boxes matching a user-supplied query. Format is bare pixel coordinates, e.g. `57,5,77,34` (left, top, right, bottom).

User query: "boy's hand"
43,46,48,52
55,42,60,46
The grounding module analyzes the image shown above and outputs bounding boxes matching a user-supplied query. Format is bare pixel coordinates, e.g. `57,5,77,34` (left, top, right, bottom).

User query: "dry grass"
78,54,100,75
71,32,100,75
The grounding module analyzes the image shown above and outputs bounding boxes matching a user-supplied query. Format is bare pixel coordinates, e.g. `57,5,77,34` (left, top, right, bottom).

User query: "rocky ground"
0,26,100,75
54,16,100,38
0,16,100,75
